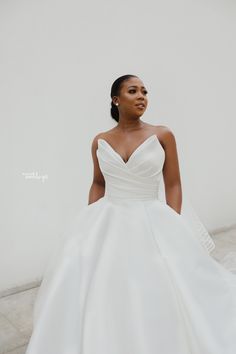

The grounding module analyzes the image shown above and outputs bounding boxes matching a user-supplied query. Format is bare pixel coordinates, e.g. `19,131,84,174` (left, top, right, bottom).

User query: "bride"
26,74,236,354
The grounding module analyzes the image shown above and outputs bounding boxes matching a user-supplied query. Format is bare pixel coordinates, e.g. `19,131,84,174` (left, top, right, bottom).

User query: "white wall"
1,0,236,292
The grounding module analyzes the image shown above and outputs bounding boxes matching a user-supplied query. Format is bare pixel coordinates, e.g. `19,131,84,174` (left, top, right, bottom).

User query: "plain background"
0,0,235,292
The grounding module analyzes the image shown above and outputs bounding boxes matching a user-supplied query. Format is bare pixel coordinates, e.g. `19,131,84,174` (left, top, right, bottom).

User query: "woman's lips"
136,104,145,109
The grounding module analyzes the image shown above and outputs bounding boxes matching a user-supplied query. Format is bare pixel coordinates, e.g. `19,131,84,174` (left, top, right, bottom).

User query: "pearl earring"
116,103,119,106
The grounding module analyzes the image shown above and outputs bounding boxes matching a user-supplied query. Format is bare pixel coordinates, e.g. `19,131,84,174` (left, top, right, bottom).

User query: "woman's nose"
137,92,145,98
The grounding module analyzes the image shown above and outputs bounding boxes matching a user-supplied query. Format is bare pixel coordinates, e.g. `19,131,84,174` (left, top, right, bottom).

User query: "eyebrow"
128,85,146,89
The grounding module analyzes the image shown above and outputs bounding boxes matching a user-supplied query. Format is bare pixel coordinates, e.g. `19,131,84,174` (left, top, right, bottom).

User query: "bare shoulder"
154,125,177,147
91,128,117,150
154,124,175,137
91,130,109,145
91,131,106,148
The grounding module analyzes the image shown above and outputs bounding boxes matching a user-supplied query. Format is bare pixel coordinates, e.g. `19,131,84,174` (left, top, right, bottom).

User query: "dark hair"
110,74,138,122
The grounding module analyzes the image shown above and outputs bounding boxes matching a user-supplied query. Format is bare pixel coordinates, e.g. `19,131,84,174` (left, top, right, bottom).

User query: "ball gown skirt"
25,134,236,354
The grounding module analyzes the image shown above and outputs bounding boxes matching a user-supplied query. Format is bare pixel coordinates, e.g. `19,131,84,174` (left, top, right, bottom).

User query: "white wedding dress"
25,134,236,354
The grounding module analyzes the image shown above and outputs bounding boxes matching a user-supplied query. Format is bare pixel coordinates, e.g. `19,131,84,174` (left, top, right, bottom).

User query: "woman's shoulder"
152,124,175,136
91,129,116,148
153,125,177,147
154,124,173,134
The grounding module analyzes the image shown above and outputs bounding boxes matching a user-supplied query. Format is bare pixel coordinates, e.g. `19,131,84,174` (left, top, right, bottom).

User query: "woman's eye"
129,89,148,94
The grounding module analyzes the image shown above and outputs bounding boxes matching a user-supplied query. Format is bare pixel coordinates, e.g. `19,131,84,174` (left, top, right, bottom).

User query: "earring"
116,103,119,106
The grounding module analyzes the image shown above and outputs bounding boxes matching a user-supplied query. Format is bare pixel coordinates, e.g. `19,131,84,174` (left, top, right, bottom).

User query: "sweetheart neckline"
97,134,162,165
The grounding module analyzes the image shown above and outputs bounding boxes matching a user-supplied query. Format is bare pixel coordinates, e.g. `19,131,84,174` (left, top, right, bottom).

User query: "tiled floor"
0,228,236,354
0,287,38,354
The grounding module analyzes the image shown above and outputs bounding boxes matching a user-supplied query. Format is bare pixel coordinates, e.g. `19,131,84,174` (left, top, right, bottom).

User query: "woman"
26,74,236,354
89,75,182,212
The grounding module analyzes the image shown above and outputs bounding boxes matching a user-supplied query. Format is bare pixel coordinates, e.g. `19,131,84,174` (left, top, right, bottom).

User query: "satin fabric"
25,134,236,354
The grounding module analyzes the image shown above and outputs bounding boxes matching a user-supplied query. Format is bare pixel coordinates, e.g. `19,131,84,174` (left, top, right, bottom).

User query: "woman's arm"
161,127,182,214
88,135,105,205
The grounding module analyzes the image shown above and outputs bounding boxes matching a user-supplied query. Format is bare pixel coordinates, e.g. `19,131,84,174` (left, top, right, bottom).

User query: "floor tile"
5,344,27,354
0,313,26,354
0,288,38,340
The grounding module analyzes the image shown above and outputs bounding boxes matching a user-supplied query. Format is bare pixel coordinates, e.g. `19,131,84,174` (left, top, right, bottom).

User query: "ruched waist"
104,192,159,202
104,181,160,201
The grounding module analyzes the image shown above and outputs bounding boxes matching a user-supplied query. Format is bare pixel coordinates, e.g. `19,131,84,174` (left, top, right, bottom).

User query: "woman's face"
114,77,148,117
